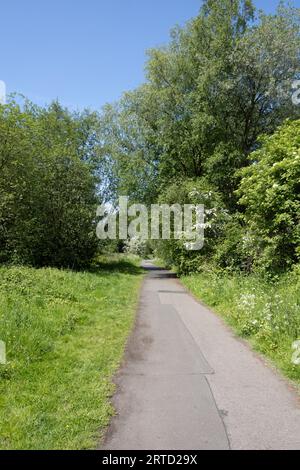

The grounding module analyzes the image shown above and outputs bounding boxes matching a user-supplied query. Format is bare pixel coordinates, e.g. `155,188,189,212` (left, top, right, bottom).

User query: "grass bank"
181,267,300,385
0,256,143,449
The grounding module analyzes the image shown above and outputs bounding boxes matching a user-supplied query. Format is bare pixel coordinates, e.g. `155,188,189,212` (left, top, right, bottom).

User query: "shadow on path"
141,262,178,279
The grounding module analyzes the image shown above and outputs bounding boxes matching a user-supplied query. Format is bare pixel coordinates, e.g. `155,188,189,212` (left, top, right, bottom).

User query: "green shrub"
237,119,300,273
0,100,100,268
153,178,230,274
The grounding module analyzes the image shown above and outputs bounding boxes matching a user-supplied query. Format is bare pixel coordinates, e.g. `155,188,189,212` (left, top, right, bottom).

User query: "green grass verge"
181,267,300,386
0,256,144,449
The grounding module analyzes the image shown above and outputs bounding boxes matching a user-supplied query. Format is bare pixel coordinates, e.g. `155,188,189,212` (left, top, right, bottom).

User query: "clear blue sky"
0,0,292,111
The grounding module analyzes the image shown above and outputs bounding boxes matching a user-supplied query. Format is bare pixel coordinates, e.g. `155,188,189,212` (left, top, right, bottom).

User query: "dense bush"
0,100,101,268
238,119,300,272
153,178,230,274
124,237,150,257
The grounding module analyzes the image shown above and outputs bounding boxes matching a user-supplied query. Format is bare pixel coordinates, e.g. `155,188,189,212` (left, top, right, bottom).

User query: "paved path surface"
102,261,300,450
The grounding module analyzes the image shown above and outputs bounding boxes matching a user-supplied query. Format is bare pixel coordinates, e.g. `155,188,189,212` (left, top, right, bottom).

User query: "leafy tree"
99,90,160,205
100,0,300,210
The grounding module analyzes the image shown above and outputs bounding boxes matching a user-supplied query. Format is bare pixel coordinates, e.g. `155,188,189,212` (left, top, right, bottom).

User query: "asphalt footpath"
101,261,300,450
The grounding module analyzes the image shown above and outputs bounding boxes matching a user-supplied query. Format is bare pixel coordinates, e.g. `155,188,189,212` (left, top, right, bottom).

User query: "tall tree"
100,1,299,209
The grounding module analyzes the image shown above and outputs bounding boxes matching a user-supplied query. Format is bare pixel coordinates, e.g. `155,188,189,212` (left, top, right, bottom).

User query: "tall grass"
182,266,300,384
0,257,143,449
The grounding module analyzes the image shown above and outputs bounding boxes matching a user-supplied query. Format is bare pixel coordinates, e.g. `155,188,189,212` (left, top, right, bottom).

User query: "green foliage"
238,119,300,272
212,218,253,272
0,99,101,268
124,237,152,258
99,1,300,276
99,90,160,204
153,178,230,274
100,1,300,207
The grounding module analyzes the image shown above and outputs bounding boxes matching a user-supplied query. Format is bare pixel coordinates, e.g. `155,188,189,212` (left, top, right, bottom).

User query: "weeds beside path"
181,268,300,387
